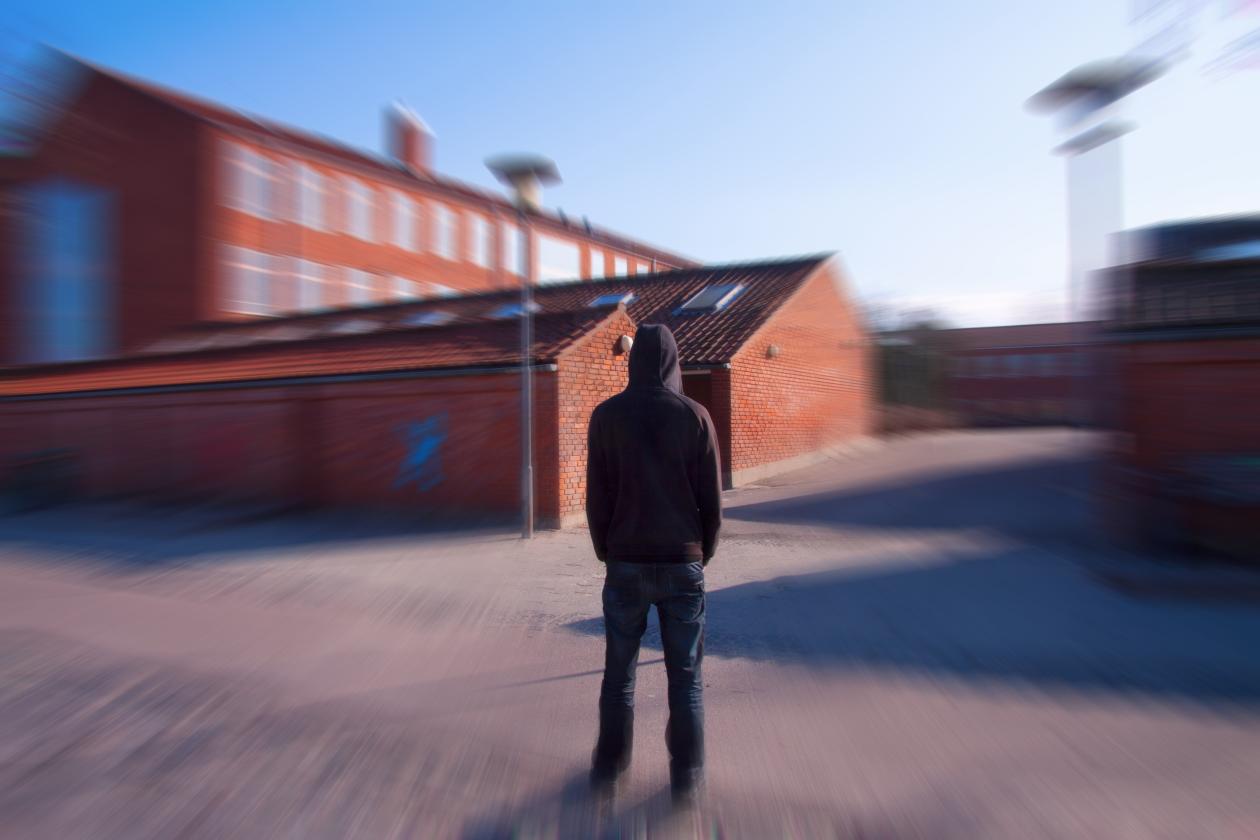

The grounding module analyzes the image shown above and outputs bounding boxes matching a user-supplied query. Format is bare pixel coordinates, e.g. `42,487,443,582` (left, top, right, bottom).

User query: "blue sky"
4,0,1258,325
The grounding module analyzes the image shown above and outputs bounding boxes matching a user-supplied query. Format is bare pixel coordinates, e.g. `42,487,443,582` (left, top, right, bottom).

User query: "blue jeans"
595,561,705,783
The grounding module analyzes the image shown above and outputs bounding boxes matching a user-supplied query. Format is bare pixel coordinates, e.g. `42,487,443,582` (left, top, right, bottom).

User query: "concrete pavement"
1,429,1258,838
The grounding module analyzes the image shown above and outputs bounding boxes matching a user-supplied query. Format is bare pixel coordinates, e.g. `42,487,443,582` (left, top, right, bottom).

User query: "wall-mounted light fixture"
766,344,781,359
615,335,633,355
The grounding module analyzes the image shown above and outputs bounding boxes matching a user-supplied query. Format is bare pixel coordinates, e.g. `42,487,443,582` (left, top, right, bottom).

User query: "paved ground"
1,429,1259,838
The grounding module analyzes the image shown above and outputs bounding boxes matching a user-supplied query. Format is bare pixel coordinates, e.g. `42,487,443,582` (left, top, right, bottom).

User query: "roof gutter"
0,362,559,403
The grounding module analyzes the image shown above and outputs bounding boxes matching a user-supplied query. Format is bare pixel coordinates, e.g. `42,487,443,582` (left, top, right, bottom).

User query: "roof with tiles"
63,55,692,268
0,255,833,397
0,309,623,397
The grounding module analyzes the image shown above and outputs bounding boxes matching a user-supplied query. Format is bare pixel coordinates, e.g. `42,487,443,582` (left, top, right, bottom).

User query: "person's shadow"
459,770,681,839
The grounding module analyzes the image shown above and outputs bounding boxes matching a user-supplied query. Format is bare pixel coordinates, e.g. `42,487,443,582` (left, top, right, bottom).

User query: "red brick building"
0,256,871,527
1103,217,1260,558
0,55,691,366
944,322,1099,427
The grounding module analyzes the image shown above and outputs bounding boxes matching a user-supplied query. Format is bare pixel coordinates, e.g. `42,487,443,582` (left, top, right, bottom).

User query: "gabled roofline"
56,52,694,267
723,252,848,359
168,252,835,335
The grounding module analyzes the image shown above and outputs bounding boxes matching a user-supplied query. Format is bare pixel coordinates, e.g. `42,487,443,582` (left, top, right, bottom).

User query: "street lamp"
1027,56,1164,427
486,153,561,539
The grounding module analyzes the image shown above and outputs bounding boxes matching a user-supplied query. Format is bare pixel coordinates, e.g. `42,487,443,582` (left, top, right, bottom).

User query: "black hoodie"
586,324,722,564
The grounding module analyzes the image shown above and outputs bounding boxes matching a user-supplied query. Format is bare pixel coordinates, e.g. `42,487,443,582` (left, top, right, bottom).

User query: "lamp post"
486,154,561,539
1027,56,1163,427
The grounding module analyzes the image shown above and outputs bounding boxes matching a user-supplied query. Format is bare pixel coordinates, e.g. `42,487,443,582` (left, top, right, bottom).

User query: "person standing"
585,323,722,807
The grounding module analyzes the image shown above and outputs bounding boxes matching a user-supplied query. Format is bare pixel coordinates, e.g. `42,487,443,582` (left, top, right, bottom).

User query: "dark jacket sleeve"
697,412,722,563
585,409,613,562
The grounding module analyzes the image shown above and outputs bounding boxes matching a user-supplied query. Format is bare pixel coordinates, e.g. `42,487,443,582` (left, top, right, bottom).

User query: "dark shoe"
590,742,631,779
670,765,704,810
590,707,633,793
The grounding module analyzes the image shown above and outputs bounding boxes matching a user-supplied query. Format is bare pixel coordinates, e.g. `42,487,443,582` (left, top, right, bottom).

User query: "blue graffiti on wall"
393,413,447,491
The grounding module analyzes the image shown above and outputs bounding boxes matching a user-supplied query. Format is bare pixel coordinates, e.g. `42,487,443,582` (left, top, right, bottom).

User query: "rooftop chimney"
387,102,433,175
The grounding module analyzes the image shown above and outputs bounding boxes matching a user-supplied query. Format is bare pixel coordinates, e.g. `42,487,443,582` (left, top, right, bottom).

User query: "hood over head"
628,324,683,391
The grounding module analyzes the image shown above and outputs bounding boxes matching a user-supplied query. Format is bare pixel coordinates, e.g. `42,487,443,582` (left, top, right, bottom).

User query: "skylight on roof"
678,284,744,313
326,318,379,336
588,292,636,308
405,310,455,327
490,301,541,319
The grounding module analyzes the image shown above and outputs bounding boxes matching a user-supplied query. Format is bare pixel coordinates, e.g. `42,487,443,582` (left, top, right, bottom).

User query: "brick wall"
1120,338,1260,470
1,70,202,363
0,369,541,523
204,130,673,322
1108,337,1260,556
727,264,871,477
553,308,636,524
2,65,687,364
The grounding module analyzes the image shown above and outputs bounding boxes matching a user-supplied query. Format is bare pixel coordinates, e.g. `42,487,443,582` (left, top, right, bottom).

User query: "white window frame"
297,163,327,230
679,283,745,313
434,204,457,260
588,248,604,279
391,190,416,250
491,301,541,319
344,267,375,306
343,177,375,240
222,245,275,315
469,213,491,267
391,275,420,300
222,142,276,219
501,222,523,275
588,292,635,308
296,258,326,311
613,255,628,276
537,234,581,285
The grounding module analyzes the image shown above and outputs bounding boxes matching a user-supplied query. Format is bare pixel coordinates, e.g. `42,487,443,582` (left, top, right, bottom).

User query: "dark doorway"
681,371,712,411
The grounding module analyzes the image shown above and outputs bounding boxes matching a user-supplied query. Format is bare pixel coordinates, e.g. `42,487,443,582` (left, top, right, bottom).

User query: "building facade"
0,256,872,527
944,322,1099,427
1104,216,1260,558
0,55,691,365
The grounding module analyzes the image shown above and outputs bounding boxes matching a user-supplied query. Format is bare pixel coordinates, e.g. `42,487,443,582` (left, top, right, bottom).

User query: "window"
588,248,604,279
537,234,580,284
390,190,416,250
344,267,375,305
343,177,374,240
391,275,420,300
501,222,523,275
491,301,541,319
469,213,491,267
679,283,744,313
434,204,457,259
635,262,649,275
297,163,327,229
613,256,628,276
405,310,454,327
18,179,115,362
222,142,276,218
589,292,635,308
295,259,327,311
222,245,275,315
